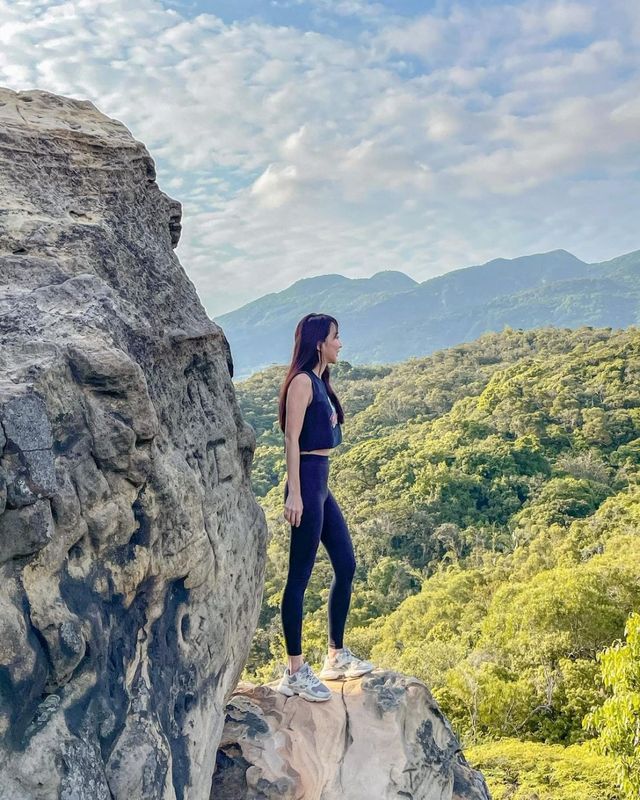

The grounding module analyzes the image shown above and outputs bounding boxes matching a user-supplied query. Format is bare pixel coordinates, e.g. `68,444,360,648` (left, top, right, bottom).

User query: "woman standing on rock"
276,313,374,701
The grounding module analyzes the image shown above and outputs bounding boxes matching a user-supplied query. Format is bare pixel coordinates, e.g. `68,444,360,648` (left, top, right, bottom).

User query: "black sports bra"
297,371,342,451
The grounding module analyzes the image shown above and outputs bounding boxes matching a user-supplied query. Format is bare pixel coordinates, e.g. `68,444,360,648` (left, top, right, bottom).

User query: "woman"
276,312,374,702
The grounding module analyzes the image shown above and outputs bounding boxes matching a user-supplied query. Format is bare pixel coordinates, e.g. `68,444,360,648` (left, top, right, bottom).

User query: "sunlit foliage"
237,325,640,796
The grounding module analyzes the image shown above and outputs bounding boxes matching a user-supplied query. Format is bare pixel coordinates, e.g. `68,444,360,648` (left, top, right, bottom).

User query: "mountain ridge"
218,248,640,379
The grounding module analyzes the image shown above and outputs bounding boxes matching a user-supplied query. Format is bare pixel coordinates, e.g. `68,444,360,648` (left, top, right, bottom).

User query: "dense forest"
235,326,640,800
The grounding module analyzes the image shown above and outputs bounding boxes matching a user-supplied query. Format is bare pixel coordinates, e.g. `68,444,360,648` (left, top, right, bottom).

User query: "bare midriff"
300,449,331,455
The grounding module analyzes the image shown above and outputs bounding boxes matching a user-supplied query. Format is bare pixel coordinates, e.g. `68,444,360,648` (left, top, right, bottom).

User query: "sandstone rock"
1,392,57,507
0,87,268,800
212,671,491,800
0,498,54,562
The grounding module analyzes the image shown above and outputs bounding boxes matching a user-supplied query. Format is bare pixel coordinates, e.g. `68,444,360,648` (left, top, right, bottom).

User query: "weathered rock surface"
0,87,268,800
212,671,491,800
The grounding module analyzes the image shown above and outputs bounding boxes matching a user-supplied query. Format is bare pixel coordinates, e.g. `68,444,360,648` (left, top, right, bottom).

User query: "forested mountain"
237,325,640,799
219,249,640,378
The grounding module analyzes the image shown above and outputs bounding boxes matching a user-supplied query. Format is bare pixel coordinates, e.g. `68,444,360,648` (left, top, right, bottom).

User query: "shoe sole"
318,666,374,680
276,685,331,702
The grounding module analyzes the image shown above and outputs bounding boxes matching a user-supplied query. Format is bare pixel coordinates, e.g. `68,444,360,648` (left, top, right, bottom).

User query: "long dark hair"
278,313,344,433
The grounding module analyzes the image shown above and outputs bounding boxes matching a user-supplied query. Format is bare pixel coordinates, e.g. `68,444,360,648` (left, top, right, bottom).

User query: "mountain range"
217,248,640,379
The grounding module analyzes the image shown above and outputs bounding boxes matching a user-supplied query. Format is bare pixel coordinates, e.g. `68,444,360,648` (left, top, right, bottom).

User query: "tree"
585,612,640,800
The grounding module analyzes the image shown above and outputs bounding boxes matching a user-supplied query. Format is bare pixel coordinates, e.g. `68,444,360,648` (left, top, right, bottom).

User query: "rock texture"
212,671,491,800
0,87,268,800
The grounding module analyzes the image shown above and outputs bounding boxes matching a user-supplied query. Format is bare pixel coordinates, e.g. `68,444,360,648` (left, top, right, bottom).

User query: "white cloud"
450,83,640,194
375,15,447,59
251,163,300,208
307,0,387,21
0,0,638,316
425,110,461,142
523,1,594,40
546,2,593,35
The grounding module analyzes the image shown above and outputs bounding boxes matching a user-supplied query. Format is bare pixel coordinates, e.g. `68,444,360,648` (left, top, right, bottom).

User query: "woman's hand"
284,493,303,528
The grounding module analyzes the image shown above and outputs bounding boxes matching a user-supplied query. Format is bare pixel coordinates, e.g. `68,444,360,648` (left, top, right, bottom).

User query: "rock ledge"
213,670,490,800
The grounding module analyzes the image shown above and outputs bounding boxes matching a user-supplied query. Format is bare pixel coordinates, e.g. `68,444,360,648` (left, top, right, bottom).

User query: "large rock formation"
0,87,268,799
212,671,491,800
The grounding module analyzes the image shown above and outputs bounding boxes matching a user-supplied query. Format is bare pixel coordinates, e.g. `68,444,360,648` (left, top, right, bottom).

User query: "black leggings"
281,454,356,656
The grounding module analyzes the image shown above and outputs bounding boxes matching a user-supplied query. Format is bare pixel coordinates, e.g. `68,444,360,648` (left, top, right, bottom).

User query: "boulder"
0,87,268,800
212,671,491,800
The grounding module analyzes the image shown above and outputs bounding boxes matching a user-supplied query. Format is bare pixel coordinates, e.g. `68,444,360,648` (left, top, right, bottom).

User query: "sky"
1,0,639,317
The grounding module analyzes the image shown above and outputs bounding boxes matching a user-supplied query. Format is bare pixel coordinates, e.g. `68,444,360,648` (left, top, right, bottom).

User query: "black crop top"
297,370,342,451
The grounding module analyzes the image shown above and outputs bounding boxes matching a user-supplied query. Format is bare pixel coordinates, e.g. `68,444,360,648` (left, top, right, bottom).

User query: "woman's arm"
283,373,312,527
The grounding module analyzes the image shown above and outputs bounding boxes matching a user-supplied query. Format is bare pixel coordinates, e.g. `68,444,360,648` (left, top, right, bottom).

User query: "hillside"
237,325,640,799
220,249,640,377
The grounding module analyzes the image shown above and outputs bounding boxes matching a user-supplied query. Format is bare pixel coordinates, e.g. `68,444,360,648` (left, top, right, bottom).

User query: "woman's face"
319,322,342,364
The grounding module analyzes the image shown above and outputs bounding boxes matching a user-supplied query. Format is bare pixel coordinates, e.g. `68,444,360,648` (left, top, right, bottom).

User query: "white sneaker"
276,662,332,702
318,646,375,680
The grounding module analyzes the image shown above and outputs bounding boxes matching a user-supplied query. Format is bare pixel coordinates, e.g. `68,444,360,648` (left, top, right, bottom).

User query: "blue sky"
1,0,639,316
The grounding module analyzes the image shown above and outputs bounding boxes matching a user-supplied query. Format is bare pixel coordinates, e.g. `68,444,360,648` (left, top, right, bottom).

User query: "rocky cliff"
212,672,491,800
0,87,268,800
